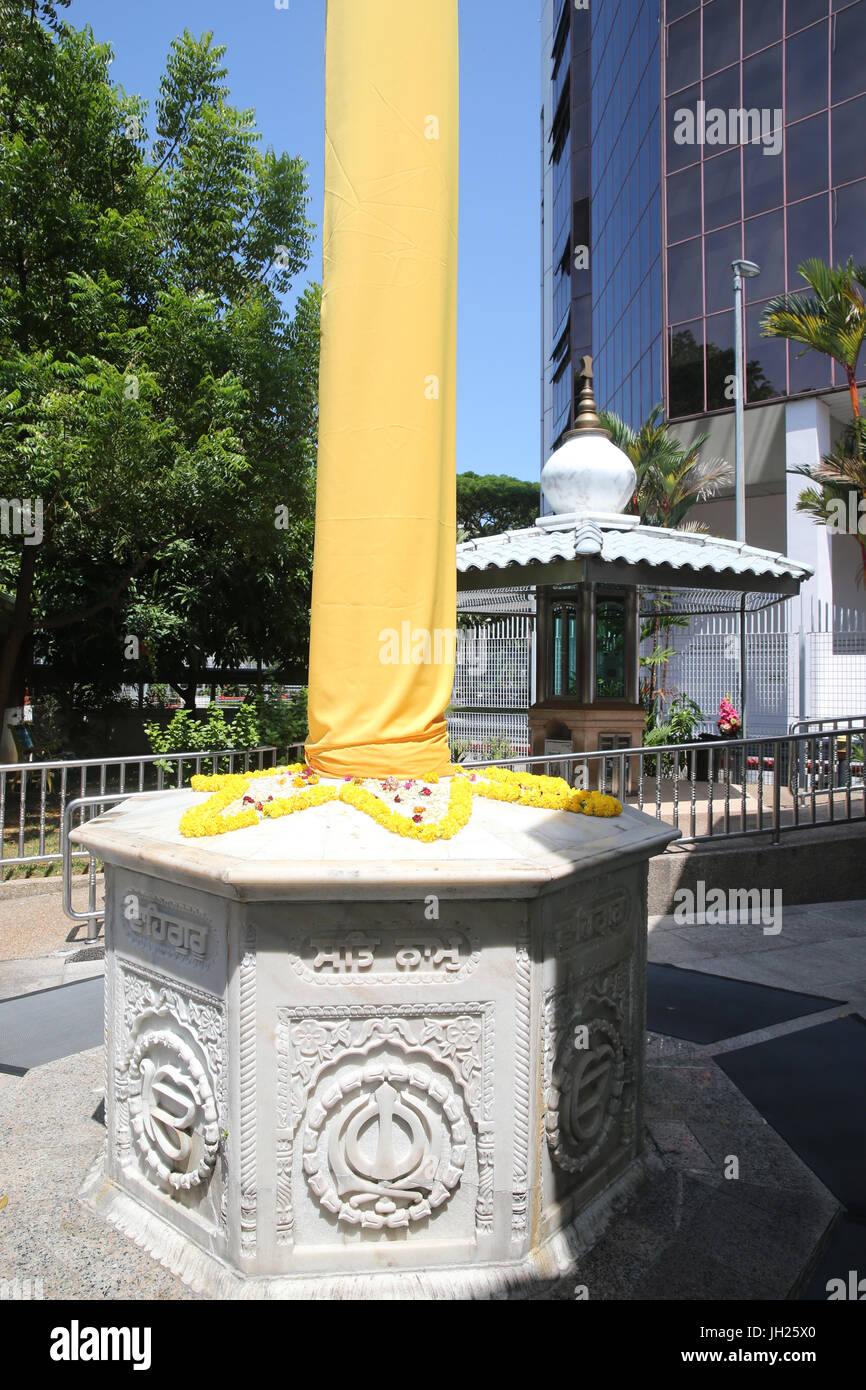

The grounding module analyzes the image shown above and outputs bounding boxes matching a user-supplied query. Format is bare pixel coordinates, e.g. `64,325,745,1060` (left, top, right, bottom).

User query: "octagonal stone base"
73,789,676,1298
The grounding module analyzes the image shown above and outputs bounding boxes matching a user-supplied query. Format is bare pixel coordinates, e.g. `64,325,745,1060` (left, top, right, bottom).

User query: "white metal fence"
650,606,789,738
449,597,866,749
447,710,531,761
452,619,533,709
448,616,533,760
466,720,866,846
0,745,300,874
660,598,866,736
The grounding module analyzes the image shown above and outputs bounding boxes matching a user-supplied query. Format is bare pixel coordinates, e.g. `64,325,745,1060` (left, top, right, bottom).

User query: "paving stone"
0,1048,194,1301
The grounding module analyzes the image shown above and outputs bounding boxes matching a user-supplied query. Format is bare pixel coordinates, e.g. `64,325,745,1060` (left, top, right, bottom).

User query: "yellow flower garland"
179,763,622,841
339,775,473,841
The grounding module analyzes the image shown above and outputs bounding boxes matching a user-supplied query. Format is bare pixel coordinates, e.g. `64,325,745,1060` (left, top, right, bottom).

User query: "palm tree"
599,404,733,530
760,258,866,419
790,418,866,583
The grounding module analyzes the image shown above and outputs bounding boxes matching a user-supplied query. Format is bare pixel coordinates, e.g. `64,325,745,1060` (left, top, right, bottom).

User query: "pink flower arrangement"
717,696,741,736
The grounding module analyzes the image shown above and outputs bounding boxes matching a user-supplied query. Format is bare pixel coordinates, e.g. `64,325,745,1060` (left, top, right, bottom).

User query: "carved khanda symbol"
569,1044,615,1142
141,1060,199,1167
330,1081,436,1213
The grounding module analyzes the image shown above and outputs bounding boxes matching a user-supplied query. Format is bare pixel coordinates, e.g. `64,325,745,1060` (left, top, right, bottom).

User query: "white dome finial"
541,358,637,520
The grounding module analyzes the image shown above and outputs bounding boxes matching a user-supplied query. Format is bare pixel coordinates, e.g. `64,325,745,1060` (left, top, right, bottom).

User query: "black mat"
717,1015,866,1214
0,976,104,1073
800,1217,866,1300
646,963,839,1044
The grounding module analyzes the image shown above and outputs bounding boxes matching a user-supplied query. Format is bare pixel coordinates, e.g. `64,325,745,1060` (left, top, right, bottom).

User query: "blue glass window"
743,0,783,56
702,65,741,146
747,300,788,399
703,0,740,76
786,22,829,124
705,310,736,410
786,0,830,35
667,0,699,22
789,332,833,391
832,94,866,186
744,208,786,297
832,2,866,106
786,113,829,203
705,223,743,314
667,164,702,243
668,236,704,322
704,147,742,229
743,43,783,117
786,193,830,289
669,319,705,417
833,177,866,265
667,11,701,94
743,137,784,216
666,86,694,176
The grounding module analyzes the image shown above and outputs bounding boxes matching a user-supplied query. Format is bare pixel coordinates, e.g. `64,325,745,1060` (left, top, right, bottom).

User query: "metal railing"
790,714,866,735
465,719,866,846
63,792,157,940
1,744,303,873
36,718,866,940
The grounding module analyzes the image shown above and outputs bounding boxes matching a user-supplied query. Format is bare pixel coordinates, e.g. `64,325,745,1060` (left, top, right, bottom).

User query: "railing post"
772,739,782,845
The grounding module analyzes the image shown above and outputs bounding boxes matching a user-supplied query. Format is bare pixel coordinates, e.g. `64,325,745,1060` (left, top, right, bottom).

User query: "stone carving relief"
127,1028,219,1189
238,926,257,1254
287,926,479,984
552,889,632,960
511,924,531,1242
117,964,225,1200
302,1059,467,1229
121,896,211,967
276,1004,493,1241
542,967,630,1177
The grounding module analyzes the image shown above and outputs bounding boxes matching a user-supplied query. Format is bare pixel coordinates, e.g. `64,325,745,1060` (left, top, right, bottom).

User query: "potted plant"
643,694,704,778
717,695,742,737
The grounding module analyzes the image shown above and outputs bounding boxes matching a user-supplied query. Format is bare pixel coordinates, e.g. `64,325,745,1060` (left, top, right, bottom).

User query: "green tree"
790,417,866,584
761,257,866,419
0,7,318,716
599,404,732,530
456,471,540,540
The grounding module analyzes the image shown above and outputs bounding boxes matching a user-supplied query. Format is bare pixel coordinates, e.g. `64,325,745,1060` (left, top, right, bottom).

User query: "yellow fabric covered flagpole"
305,0,458,779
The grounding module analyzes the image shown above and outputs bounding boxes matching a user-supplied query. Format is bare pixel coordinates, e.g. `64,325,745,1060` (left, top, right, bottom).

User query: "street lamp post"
732,259,761,544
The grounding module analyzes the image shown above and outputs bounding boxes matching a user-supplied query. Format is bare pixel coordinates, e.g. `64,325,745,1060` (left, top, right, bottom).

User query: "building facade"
540,0,866,728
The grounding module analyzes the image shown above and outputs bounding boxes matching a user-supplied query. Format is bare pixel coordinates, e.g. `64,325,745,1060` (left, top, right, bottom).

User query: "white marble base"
80,1150,650,1300
73,791,677,1293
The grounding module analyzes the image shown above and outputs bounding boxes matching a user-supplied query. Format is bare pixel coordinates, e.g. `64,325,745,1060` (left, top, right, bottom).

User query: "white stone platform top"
71,789,679,902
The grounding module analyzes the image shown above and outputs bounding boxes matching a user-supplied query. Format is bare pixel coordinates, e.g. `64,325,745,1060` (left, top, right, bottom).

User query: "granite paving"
0,897,862,1300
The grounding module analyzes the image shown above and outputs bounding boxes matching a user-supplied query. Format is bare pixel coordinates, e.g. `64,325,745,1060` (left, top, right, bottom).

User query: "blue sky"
67,0,542,483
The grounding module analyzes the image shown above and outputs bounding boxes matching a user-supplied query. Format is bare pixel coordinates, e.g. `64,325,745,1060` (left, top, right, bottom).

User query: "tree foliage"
456,471,540,539
761,258,866,419
0,5,319,713
599,404,732,531
790,417,866,584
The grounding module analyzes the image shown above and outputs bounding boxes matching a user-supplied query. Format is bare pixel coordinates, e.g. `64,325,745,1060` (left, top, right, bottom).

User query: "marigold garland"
179,762,622,841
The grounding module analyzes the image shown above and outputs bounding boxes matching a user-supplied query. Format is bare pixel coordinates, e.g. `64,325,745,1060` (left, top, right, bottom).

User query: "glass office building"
666,0,866,418
541,0,662,464
591,1,663,428
539,0,866,728
541,0,592,457
541,0,866,452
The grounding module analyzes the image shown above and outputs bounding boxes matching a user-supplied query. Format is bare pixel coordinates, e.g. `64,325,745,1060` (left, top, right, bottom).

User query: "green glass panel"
596,599,626,699
553,608,564,697
567,609,578,696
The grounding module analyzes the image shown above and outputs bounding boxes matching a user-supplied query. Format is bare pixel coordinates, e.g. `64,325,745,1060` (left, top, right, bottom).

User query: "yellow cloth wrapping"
305,0,458,779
